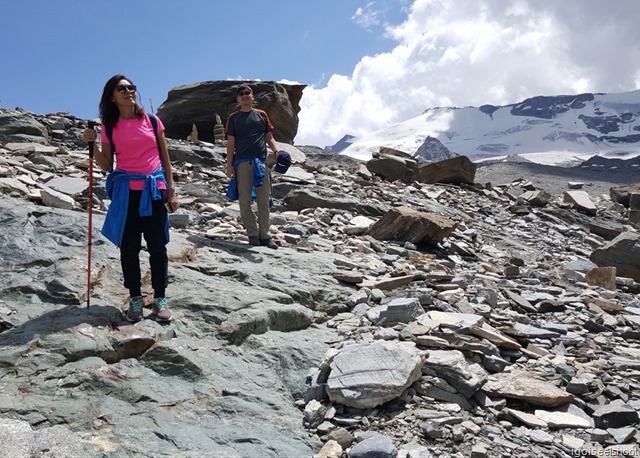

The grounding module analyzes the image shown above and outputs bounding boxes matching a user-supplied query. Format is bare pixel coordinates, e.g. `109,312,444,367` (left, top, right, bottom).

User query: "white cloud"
297,0,640,148
352,3,382,29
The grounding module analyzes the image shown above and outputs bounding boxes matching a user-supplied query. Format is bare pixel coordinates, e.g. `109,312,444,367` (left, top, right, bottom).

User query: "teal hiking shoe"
153,297,172,322
125,296,144,323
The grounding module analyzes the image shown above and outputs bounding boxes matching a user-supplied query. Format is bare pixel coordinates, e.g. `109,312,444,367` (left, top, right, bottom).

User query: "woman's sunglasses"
116,84,137,93
238,90,252,96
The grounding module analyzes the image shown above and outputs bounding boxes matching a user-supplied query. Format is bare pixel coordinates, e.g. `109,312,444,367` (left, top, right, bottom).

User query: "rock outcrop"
156,80,306,144
367,151,476,185
590,232,640,281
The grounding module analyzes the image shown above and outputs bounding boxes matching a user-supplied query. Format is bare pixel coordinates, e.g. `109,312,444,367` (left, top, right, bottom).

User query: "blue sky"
2,0,640,148
0,0,406,133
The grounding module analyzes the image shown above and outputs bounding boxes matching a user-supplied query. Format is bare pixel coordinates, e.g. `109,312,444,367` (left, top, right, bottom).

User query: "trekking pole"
86,120,96,310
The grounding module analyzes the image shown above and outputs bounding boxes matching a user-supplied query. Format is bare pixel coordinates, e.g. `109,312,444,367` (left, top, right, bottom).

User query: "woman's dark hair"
99,74,145,127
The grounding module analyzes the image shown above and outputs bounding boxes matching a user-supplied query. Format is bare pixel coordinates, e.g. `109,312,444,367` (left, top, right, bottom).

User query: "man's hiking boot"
153,297,172,322
248,236,260,246
259,238,278,249
125,296,144,323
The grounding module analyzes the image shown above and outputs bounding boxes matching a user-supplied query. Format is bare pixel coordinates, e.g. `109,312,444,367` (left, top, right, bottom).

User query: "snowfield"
340,90,640,167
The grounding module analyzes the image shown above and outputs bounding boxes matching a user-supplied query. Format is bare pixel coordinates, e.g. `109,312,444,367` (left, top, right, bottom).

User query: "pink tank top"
100,114,166,191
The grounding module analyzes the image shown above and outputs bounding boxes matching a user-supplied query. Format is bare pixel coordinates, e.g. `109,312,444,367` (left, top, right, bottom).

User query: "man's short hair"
236,85,253,97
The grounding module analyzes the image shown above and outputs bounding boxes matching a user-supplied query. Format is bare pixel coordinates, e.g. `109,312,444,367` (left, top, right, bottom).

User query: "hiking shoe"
259,238,278,249
248,236,260,246
153,297,172,322
125,296,144,323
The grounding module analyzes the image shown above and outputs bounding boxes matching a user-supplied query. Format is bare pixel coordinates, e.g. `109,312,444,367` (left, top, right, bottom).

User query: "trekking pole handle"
87,120,96,159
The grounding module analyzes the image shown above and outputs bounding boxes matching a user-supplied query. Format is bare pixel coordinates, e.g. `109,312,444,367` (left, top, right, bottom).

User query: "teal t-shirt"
225,109,274,160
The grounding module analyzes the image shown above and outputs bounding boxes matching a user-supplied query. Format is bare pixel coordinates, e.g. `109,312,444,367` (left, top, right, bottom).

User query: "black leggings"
120,190,169,298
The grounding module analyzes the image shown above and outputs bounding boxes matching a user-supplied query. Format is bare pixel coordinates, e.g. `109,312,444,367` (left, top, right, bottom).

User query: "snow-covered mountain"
339,90,640,166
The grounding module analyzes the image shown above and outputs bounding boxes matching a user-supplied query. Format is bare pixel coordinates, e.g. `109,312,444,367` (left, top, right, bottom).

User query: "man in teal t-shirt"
225,85,280,249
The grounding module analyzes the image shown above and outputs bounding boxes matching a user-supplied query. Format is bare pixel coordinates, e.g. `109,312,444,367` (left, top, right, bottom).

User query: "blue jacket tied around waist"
227,157,272,205
102,168,169,247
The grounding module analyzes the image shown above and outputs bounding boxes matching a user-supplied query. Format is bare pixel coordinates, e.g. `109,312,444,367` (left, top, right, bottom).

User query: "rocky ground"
0,107,640,458
304,146,640,200
473,155,640,199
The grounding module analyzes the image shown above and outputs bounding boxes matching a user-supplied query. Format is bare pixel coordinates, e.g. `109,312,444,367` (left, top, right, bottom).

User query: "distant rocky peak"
509,93,596,119
325,134,356,153
414,135,458,163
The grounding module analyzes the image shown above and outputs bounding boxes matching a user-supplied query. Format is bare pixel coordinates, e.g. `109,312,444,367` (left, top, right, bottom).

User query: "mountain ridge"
336,89,640,166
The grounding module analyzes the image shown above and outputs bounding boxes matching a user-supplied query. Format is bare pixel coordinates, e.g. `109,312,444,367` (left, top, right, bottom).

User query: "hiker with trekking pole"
82,74,178,323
